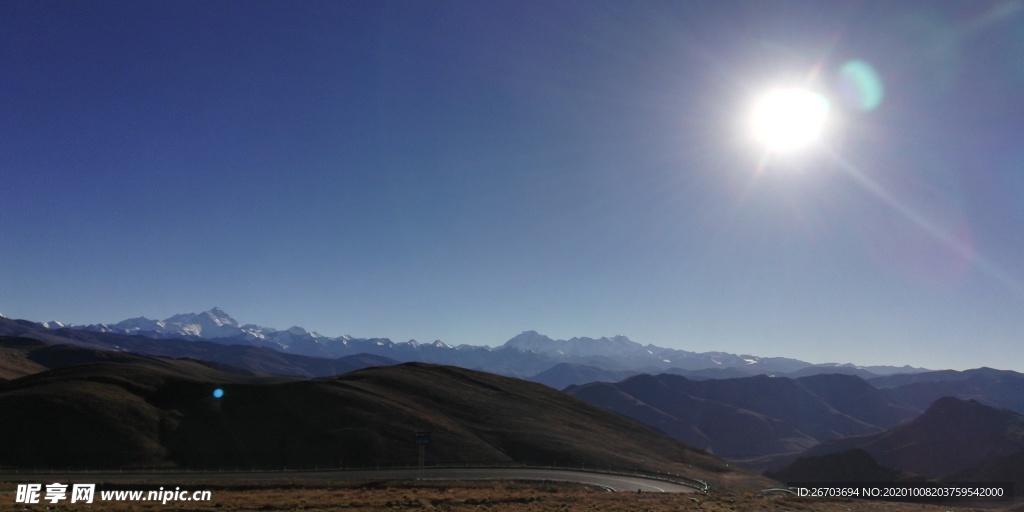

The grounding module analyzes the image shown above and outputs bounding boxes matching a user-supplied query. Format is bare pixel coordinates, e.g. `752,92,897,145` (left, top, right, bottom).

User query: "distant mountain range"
870,367,1024,415
565,367,1024,462
25,308,928,379
0,335,396,381
6,308,1024,495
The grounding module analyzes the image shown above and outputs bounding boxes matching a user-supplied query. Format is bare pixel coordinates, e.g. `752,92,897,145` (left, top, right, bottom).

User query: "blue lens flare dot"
213,388,224,399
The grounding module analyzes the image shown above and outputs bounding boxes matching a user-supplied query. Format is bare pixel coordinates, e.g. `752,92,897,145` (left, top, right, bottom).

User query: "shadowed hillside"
528,363,637,389
945,449,1024,493
766,448,909,483
0,359,766,488
785,397,1024,479
0,331,398,379
567,373,919,460
0,337,48,380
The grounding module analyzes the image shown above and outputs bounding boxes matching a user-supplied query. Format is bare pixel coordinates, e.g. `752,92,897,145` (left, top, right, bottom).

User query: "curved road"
0,467,699,493
332,468,698,493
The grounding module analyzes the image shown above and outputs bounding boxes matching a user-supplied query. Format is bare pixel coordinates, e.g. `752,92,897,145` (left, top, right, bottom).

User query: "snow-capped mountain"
79,307,273,345
505,331,641,359
502,330,811,374
61,308,458,361
37,308,927,378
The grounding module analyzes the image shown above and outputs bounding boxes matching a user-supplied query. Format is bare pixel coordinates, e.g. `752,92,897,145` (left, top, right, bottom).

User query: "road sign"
414,431,432,446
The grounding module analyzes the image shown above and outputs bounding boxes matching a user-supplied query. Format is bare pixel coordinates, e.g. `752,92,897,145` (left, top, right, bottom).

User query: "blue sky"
3,1,1024,371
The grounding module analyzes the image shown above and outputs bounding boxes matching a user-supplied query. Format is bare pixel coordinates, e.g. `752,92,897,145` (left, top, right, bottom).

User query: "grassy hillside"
786,397,1024,479
0,337,48,380
0,359,767,488
567,373,919,460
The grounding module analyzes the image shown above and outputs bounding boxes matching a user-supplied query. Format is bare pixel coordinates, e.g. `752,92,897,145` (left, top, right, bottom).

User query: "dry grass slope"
0,479,1005,512
0,357,773,490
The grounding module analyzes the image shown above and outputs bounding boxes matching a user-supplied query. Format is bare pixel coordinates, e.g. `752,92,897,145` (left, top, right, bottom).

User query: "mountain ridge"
768,397,1024,492
565,372,922,460
790,397,1024,478
25,308,932,377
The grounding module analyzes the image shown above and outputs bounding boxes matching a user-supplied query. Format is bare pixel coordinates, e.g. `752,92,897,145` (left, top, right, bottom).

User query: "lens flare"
839,60,884,111
829,151,1024,296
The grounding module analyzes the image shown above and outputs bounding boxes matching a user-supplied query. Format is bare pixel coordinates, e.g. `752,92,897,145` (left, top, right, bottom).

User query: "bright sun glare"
750,87,831,154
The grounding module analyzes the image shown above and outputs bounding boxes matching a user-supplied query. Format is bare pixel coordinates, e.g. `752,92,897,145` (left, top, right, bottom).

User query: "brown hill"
0,330,398,379
0,360,765,488
0,337,48,380
566,373,919,460
797,373,922,428
0,354,280,469
795,397,1024,478
944,449,1024,493
766,448,909,483
569,378,816,458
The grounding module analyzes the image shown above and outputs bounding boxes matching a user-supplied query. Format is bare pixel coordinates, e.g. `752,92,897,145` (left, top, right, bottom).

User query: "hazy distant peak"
516,330,546,338
568,334,633,343
285,325,307,336
120,316,155,323
505,330,556,346
113,316,165,333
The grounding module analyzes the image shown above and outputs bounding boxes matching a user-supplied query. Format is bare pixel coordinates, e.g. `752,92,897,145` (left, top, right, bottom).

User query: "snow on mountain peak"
49,310,833,375
200,307,239,327
505,331,648,360
113,316,165,333
162,307,238,327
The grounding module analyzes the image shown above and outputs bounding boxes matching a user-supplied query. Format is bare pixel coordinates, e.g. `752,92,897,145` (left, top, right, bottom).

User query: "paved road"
337,468,698,493
0,467,699,493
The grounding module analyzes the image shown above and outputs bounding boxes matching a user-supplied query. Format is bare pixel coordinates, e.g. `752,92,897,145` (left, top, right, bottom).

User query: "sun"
749,87,831,154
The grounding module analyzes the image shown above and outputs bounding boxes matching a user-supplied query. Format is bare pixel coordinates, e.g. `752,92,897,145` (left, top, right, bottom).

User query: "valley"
2,311,1023,510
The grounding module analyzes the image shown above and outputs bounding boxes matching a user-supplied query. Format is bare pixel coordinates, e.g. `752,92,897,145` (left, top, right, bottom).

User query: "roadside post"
414,431,431,473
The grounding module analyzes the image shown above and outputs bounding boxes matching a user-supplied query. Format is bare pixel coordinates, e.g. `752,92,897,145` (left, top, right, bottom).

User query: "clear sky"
3,0,1024,371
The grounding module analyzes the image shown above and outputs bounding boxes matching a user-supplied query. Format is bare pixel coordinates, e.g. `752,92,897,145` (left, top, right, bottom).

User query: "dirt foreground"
0,480,1015,511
